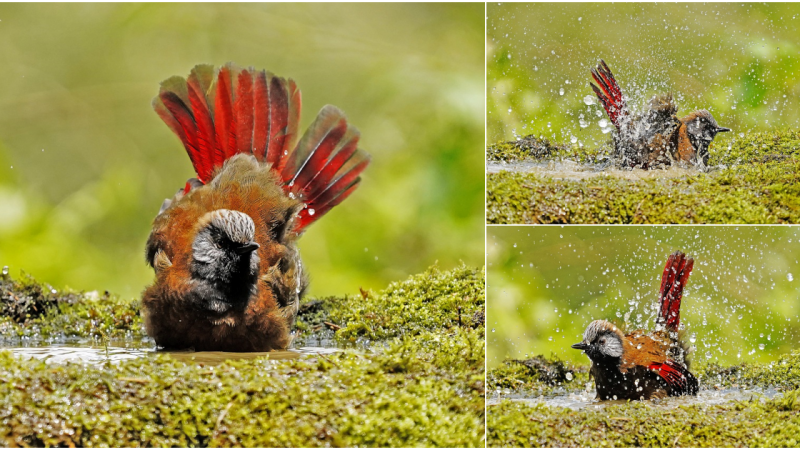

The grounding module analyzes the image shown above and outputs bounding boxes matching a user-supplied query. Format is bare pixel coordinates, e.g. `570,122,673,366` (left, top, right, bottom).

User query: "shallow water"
4,343,342,366
488,386,782,410
487,159,702,181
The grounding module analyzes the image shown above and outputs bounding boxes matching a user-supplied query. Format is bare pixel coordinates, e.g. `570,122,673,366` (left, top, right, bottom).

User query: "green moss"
0,265,485,447
487,353,800,447
0,271,142,342
487,135,611,163
299,265,485,342
487,356,590,396
487,129,800,224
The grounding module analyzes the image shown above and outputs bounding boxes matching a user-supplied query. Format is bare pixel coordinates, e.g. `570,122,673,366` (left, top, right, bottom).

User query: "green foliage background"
0,3,484,299
487,226,800,369
487,3,800,145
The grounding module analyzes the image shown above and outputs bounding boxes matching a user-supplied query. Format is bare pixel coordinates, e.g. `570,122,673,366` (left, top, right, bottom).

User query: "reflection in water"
487,159,703,181
5,344,342,366
488,386,782,410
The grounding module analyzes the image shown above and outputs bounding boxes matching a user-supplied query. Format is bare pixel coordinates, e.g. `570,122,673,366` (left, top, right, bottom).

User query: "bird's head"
572,320,625,363
684,110,730,165
191,209,260,287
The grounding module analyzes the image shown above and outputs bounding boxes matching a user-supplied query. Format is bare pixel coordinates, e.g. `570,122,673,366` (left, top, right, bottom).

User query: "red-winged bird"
142,63,370,352
590,60,730,169
571,251,699,400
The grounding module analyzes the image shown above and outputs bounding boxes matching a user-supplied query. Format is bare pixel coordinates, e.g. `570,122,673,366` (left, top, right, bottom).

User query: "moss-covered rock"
487,353,800,447
487,129,800,224
0,264,485,447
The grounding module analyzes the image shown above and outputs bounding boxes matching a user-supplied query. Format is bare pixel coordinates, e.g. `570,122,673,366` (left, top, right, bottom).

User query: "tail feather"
186,66,219,180
283,105,370,230
214,64,238,161
590,60,629,129
234,69,255,155
265,75,291,172
284,79,302,163
303,129,360,199
657,251,694,331
153,63,370,234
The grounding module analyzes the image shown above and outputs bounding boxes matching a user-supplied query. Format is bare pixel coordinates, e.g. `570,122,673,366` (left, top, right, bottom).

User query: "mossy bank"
487,353,800,447
0,265,485,447
486,129,800,224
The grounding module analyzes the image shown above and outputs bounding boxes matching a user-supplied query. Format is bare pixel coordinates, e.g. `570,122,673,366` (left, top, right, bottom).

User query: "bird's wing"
153,63,370,234
648,360,698,395
590,60,629,129
656,251,694,332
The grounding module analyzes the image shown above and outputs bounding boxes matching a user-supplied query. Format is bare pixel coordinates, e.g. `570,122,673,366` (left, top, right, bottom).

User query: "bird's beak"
571,342,589,350
716,127,731,133
233,241,260,254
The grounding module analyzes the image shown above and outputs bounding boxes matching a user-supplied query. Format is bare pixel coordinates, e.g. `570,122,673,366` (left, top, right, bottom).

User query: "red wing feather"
590,60,629,129
648,360,698,395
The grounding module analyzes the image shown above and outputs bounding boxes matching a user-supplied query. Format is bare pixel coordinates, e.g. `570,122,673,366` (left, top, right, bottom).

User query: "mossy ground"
487,353,800,447
486,130,800,224
0,265,485,447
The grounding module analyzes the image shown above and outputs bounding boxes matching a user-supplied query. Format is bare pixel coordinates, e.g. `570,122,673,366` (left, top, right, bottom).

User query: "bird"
571,250,699,401
141,63,370,352
590,60,730,169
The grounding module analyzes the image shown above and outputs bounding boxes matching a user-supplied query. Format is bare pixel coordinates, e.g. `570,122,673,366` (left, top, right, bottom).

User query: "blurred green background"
487,226,800,369
0,3,484,299
487,3,800,146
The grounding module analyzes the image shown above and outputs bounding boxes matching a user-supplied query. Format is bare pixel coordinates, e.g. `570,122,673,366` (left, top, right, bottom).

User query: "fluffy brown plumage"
142,63,370,352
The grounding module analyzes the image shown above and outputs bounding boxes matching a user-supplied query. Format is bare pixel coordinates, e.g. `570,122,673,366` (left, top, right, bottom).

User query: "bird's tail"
590,60,629,129
153,63,370,233
657,251,694,332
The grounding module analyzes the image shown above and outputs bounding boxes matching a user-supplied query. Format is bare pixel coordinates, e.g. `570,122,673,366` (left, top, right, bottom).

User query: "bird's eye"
599,338,606,345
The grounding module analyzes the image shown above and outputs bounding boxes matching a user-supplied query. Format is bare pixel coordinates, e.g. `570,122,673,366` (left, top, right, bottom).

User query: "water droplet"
1,266,7,275
598,118,608,128
759,343,766,350
491,328,496,333
508,108,512,114
566,372,573,381
570,136,578,144
533,66,538,72
308,209,315,216
583,95,596,106
788,273,794,282
559,88,565,96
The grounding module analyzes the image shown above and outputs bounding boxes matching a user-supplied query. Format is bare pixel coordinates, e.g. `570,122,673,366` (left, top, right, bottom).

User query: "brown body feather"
143,155,305,351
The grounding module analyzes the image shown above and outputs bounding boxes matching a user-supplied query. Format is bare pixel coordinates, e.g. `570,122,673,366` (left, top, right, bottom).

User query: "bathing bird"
142,63,370,352
590,60,730,168
572,250,699,400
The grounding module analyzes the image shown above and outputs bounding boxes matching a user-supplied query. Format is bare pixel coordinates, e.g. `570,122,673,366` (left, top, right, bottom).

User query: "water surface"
488,386,782,410
487,159,702,180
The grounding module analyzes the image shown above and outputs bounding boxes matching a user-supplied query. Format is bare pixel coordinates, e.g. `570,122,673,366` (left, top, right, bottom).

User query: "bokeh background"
487,3,800,146
0,3,484,299
487,226,800,369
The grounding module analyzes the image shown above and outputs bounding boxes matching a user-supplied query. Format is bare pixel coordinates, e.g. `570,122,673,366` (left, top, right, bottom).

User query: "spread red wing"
153,63,370,233
648,360,698,395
